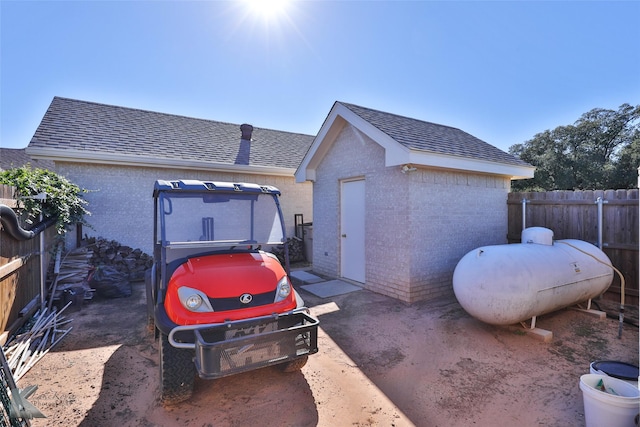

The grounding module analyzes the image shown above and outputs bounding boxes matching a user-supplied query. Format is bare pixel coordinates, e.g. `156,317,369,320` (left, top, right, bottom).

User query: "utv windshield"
159,192,284,246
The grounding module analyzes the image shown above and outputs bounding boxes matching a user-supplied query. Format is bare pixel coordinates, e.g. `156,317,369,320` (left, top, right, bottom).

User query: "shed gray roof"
28,97,315,170
295,101,534,182
340,102,529,167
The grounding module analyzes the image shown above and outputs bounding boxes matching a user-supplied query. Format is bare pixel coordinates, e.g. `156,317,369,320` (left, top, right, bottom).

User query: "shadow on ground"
21,275,639,427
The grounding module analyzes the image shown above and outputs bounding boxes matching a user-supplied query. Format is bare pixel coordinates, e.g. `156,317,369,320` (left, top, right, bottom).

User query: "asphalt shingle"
340,102,528,167
0,148,55,171
29,97,315,170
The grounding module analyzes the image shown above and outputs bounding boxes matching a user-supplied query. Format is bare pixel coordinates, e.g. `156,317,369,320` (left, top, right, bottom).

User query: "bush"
0,166,91,234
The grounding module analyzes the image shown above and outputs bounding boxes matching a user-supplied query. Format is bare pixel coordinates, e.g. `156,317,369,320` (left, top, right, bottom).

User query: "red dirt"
17,280,639,427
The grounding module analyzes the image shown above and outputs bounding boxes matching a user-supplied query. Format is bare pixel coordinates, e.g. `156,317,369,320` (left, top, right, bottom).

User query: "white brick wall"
55,120,512,304
312,124,390,279
311,123,511,303
406,169,509,302
55,163,312,255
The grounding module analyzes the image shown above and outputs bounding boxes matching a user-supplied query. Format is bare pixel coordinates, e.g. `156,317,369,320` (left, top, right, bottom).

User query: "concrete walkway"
290,269,362,298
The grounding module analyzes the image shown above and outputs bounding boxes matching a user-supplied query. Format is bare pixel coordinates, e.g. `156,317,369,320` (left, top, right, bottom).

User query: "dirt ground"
16,275,639,427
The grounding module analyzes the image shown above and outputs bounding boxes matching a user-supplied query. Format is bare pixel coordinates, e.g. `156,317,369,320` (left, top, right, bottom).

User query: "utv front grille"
208,291,276,311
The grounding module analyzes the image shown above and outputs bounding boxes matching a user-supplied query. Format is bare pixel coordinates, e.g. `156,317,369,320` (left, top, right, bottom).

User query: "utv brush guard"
168,310,318,379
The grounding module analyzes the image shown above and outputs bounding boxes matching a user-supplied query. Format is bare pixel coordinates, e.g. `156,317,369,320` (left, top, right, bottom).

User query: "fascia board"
295,102,408,182
25,147,295,177
406,150,536,179
295,110,345,183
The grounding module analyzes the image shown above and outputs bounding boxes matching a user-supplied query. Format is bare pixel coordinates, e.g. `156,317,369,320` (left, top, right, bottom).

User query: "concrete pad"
290,270,324,284
301,279,362,298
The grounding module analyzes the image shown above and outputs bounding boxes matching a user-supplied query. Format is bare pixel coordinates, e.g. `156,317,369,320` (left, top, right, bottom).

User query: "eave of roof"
25,147,297,176
295,102,534,182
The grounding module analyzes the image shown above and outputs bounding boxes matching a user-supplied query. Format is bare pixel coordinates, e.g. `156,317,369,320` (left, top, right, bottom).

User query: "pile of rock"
271,237,306,264
86,237,153,282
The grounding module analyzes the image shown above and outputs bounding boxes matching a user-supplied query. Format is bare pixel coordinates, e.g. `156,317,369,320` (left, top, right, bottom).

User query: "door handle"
341,234,347,238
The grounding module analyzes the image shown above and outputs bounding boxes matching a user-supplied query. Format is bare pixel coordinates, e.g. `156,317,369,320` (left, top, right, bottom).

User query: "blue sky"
1,1,639,152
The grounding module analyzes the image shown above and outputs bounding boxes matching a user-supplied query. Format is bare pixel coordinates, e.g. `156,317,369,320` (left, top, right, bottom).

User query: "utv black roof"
153,180,281,196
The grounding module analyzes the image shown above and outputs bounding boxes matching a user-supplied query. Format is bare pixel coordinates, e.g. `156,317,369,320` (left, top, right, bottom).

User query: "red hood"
169,252,284,297
164,251,297,325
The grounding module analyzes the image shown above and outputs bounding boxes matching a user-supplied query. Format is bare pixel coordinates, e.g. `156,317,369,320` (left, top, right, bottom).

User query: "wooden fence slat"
508,189,639,305
0,256,29,280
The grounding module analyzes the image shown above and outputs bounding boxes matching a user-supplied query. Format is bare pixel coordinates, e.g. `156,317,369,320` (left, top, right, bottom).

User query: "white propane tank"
453,227,614,326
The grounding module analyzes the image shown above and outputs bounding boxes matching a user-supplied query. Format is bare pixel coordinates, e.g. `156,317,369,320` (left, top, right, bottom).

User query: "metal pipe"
40,213,46,311
521,198,528,231
595,197,608,250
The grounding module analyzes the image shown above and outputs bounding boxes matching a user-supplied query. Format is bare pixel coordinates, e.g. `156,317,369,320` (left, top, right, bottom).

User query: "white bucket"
580,374,640,427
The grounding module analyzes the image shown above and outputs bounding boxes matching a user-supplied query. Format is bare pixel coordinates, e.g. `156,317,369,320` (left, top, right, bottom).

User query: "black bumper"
156,306,319,380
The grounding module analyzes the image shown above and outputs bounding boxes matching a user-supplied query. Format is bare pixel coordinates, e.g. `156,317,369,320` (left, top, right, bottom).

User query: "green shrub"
0,166,91,234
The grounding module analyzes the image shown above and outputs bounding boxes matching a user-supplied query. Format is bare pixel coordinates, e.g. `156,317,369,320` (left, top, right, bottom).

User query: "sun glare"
227,0,304,52
244,0,291,20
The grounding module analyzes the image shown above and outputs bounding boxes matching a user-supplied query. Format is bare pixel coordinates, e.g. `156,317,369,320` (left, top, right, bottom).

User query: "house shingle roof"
0,148,55,171
28,97,315,170
340,102,529,167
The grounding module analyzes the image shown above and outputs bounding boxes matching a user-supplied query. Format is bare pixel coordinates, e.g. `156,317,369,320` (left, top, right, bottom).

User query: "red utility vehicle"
146,180,318,404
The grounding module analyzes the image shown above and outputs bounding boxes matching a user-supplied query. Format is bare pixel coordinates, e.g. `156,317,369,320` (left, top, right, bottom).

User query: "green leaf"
0,165,92,234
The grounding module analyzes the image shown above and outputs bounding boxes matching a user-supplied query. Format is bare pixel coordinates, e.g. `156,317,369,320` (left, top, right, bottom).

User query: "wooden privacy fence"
507,189,639,305
0,184,58,344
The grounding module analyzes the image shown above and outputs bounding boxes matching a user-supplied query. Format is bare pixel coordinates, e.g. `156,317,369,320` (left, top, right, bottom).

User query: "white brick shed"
26,97,315,255
295,102,534,303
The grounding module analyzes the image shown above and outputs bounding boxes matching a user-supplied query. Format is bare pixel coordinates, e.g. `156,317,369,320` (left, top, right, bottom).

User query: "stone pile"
272,237,306,264
86,237,153,281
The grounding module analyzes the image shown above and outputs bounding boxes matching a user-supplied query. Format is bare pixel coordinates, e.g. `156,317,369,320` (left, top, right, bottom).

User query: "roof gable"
295,102,534,182
27,97,315,175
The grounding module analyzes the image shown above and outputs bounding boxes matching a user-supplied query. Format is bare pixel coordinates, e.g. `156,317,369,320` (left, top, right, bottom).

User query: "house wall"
312,123,511,303
54,162,313,255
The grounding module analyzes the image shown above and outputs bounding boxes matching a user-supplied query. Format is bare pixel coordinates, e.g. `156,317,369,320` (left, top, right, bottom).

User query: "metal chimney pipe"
240,124,253,141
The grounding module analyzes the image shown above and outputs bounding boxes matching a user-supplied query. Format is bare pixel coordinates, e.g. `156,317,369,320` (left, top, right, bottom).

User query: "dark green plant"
0,166,91,234
510,103,640,191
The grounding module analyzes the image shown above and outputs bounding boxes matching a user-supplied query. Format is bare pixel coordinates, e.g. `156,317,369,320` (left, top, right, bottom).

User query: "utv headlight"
177,287,214,312
186,294,203,310
274,276,292,302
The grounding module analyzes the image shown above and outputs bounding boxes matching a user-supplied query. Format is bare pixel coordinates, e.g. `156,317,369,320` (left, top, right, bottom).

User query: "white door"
340,179,365,283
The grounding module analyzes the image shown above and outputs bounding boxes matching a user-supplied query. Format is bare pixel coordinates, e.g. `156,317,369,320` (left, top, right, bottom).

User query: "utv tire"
280,355,308,373
159,332,195,405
